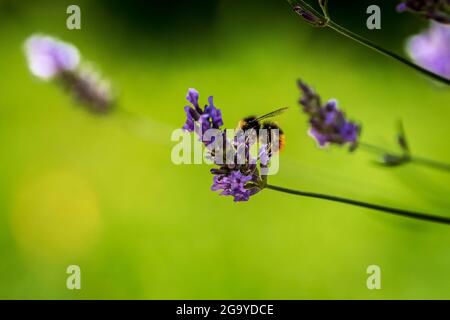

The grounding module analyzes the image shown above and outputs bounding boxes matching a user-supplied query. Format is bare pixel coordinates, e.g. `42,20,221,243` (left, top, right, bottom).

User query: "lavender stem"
287,0,450,85
326,21,450,85
266,184,450,225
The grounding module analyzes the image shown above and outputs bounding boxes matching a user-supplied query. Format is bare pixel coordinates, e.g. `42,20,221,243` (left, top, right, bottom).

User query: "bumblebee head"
238,116,259,131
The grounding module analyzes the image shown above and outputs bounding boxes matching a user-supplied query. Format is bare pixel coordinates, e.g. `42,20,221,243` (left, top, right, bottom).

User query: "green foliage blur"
0,0,449,299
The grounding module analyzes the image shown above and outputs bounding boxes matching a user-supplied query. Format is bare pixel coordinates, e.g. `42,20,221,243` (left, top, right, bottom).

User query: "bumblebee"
237,107,287,152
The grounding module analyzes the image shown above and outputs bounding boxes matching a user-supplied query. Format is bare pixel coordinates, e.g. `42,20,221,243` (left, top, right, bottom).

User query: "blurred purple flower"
298,80,360,150
24,34,114,114
25,35,80,80
62,66,114,114
396,0,450,24
406,22,450,79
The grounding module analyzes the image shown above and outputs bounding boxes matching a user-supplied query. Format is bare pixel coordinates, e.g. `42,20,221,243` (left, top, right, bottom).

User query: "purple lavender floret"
298,80,360,150
210,166,262,202
208,141,266,202
259,145,270,166
211,170,253,202
406,22,450,79
24,35,80,80
182,89,224,143
292,5,328,27
186,88,201,111
396,0,450,24
209,139,266,202
204,96,223,128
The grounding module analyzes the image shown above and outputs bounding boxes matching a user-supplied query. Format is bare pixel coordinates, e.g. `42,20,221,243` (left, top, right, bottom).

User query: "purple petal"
25,35,80,79
308,127,329,146
186,88,200,109
406,22,450,79
396,3,407,12
182,106,196,132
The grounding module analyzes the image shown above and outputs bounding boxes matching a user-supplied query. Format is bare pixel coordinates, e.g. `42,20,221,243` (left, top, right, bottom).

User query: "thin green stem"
266,184,450,225
318,0,329,19
289,0,323,18
287,0,450,85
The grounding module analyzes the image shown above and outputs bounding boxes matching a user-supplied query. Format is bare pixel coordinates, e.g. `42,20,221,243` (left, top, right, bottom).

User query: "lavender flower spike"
180,90,282,202
406,22,450,80
396,0,450,24
182,88,223,144
24,34,114,114
297,80,360,150
211,169,258,202
25,35,80,80
209,135,273,202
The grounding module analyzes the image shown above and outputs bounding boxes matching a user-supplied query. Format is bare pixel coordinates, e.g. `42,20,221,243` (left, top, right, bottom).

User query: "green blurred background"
0,0,449,299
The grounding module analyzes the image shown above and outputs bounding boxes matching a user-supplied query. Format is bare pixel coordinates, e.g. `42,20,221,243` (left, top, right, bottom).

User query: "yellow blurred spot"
10,170,101,260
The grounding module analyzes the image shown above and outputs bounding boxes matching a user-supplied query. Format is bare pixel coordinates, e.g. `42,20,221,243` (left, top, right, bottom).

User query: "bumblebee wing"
253,107,289,123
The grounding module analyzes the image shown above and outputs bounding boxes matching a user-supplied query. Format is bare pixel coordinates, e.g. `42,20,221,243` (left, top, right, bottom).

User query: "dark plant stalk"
411,156,450,172
287,0,450,86
266,184,450,225
358,142,450,172
326,21,450,85
358,141,398,155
